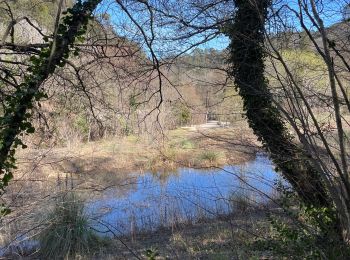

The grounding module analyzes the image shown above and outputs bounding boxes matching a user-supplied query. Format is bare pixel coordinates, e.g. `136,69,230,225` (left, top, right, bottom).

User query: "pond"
86,153,281,236
0,153,282,256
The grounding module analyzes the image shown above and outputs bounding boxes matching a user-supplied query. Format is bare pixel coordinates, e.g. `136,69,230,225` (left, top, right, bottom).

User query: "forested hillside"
1,0,241,147
1,0,350,259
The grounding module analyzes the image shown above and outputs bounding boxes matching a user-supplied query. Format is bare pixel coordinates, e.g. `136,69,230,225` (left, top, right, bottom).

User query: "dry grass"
1,209,275,259
15,122,260,180
71,209,274,260
38,193,103,259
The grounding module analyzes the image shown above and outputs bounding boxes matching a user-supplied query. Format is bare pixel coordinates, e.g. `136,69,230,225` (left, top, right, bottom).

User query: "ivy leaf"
0,204,11,216
26,126,35,134
2,172,13,185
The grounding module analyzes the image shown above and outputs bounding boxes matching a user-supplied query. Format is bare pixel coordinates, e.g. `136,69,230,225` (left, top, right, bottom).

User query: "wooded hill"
1,0,348,147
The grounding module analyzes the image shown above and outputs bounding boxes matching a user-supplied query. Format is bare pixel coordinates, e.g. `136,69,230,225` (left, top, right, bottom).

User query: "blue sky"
95,0,349,55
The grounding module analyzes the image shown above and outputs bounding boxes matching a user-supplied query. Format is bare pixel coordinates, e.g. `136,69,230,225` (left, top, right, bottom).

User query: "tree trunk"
227,0,330,207
0,0,101,189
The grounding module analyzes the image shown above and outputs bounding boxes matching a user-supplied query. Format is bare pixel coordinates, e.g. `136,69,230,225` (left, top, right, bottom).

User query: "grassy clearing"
17,122,260,179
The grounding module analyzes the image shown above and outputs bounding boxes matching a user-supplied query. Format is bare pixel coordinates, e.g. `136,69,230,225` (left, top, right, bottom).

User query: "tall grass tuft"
198,150,224,165
38,192,98,259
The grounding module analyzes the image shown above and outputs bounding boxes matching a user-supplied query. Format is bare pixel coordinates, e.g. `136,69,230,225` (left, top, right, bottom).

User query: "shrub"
199,150,222,164
38,193,100,259
74,114,89,138
251,183,350,259
172,102,192,126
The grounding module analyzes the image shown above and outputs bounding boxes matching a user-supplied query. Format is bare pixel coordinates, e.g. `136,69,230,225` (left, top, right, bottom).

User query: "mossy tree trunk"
0,0,101,191
227,0,330,208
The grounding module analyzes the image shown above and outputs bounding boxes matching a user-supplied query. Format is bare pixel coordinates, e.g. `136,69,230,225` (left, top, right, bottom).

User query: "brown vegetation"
15,122,259,181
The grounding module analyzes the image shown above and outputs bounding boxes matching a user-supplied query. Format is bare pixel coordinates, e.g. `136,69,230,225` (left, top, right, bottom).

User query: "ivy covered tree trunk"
227,0,330,208
0,0,101,192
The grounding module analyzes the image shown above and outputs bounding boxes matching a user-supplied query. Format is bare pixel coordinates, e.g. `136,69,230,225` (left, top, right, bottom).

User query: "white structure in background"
181,121,231,131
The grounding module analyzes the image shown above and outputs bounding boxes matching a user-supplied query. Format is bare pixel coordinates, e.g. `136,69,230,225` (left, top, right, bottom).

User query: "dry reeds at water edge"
38,192,107,259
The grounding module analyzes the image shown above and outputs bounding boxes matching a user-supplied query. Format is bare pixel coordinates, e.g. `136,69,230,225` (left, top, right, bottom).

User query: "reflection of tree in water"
150,169,180,186
75,170,139,200
228,165,253,213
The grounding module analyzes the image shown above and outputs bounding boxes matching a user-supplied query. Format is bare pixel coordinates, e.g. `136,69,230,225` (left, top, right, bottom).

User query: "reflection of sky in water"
87,153,281,236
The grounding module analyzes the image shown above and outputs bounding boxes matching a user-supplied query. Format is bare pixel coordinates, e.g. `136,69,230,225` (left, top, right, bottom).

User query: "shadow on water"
86,153,281,236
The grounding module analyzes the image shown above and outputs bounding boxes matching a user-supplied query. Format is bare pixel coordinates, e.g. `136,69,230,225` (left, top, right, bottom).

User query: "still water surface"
2,153,281,255
87,153,280,236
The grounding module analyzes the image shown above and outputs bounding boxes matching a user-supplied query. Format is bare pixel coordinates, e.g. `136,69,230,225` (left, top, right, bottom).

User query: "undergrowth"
251,183,350,259
38,192,108,259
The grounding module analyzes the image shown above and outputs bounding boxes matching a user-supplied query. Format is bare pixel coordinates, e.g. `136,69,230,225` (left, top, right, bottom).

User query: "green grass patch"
126,134,139,143
180,139,195,149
